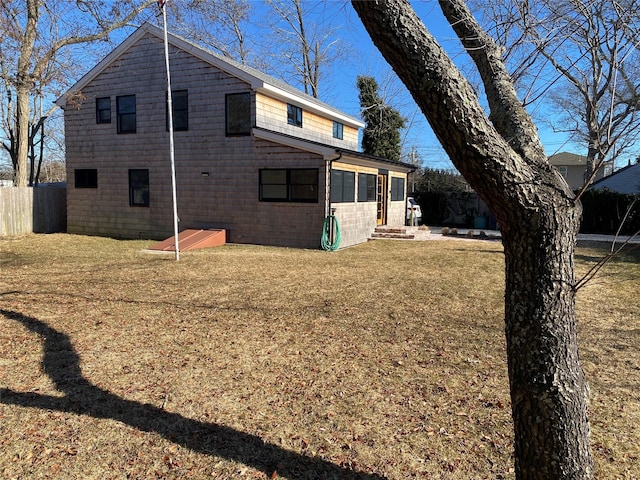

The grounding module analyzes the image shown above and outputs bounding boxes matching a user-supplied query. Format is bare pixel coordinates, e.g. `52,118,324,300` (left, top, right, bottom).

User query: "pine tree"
357,75,406,161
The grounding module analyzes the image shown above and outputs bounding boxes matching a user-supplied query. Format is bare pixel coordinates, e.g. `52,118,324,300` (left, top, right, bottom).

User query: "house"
55,22,414,249
548,152,611,190
589,162,640,195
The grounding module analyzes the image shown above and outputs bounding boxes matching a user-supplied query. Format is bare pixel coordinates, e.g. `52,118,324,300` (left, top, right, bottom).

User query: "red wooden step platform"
148,229,226,252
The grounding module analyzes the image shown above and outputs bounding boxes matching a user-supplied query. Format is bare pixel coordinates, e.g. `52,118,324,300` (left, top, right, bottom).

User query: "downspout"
321,151,342,251
325,151,342,218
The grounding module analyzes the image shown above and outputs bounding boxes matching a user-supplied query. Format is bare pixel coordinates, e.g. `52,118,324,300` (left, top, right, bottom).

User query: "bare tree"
352,0,593,478
0,0,156,187
265,0,346,98
170,0,252,64
473,0,640,189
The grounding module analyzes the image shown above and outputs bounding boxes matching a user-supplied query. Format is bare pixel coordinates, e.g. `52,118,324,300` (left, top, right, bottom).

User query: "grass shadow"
0,309,386,480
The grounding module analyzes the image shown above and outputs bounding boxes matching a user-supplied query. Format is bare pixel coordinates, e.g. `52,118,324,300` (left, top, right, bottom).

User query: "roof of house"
548,152,588,166
56,22,364,129
253,127,416,172
589,162,640,195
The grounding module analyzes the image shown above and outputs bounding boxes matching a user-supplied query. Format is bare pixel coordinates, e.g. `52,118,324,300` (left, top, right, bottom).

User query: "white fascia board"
258,84,364,129
253,129,338,158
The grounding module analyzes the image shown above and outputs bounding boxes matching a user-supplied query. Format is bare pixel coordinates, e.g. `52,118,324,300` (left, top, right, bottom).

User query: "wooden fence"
0,185,67,237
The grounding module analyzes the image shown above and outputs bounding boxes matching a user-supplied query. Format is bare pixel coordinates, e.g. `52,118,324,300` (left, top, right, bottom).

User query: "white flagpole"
160,1,180,261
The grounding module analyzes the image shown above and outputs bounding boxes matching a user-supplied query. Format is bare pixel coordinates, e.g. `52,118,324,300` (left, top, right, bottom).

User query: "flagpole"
160,0,180,261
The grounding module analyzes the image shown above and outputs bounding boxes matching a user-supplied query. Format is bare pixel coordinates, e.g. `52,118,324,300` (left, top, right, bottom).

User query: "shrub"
580,189,639,235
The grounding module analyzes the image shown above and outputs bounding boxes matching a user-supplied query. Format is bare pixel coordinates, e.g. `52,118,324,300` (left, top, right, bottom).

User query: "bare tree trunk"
14,85,31,186
14,0,39,187
351,1,593,478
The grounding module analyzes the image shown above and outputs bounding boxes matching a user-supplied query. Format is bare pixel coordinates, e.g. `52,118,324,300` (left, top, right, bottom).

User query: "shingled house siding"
256,93,359,150
66,34,257,240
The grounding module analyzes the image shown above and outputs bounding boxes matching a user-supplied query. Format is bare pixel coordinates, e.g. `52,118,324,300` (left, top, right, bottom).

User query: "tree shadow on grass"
0,309,386,480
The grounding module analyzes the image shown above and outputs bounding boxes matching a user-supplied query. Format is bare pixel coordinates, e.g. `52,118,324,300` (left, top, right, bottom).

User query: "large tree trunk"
351,1,593,478
14,0,40,187
14,85,31,187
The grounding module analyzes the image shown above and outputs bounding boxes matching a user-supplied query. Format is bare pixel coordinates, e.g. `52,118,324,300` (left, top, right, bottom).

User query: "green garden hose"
321,215,341,251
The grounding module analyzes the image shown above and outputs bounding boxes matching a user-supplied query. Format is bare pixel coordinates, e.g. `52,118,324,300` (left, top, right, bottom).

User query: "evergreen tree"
356,75,406,161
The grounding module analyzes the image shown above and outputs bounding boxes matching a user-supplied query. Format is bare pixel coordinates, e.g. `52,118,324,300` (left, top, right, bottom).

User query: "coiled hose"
321,214,341,251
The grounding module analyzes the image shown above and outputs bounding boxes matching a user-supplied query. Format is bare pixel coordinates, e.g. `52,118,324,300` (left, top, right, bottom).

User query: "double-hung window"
96,98,111,124
331,170,355,203
129,169,149,207
226,92,251,135
117,95,136,134
259,168,318,202
167,90,188,131
287,104,303,127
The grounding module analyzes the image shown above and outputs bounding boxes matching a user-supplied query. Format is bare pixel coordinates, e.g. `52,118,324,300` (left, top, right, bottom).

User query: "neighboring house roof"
56,22,364,129
548,152,588,166
589,162,640,195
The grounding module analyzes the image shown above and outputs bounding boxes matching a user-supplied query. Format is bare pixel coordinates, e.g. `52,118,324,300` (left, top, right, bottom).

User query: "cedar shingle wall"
65,33,327,248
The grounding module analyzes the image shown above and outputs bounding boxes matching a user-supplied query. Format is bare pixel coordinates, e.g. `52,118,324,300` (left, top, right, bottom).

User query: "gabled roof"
548,152,588,166
589,162,640,195
56,22,364,129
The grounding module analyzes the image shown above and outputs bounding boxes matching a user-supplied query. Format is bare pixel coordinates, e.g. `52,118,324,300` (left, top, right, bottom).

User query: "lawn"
1,234,638,479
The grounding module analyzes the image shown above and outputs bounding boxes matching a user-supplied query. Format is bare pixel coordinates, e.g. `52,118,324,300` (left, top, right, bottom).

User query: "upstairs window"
358,173,376,202
167,90,188,131
287,103,303,127
117,95,136,134
259,168,318,202
558,166,568,178
96,97,111,124
391,177,405,201
226,92,251,135
331,170,355,203
75,169,98,188
129,169,149,207
333,121,343,139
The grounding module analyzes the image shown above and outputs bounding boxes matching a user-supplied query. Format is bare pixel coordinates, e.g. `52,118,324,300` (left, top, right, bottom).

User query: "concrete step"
371,226,415,240
370,232,416,240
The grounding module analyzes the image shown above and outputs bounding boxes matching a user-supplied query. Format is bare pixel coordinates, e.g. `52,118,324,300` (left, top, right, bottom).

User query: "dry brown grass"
0,234,638,479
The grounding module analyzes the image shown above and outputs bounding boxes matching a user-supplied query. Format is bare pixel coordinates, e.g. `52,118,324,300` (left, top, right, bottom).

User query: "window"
358,173,376,202
96,97,111,124
226,92,251,135
558,166,568,178
287,103,303,127
75,169,98,188
391,177,405,201
117,95,136,134
167,90,188,131
259,168,318,202
331,170,355,203
333,121,343,139
129,169,149,207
